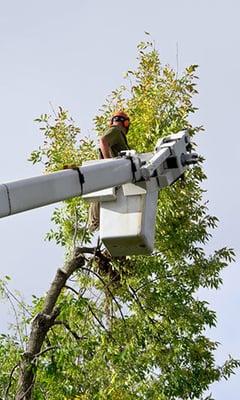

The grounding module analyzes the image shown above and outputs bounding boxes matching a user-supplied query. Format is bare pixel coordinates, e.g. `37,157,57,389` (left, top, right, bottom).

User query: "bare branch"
129,284,165,324
135,277,161,293
53,320,84,341
64,285,79,296
75,246,97,256
43,254,85,316
128,285,157,324
3,285,32,316
16,253,86,399
17,382,34,400
33,346,59,360
72,207,79,251
88,303,109,334
16,247,121,398
4,362,20,399
128,285,146,314
80,266,125,322
4,290,25,350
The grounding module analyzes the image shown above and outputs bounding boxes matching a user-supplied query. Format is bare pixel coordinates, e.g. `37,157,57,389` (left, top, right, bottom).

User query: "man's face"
111,116,129,131
112,120,122,126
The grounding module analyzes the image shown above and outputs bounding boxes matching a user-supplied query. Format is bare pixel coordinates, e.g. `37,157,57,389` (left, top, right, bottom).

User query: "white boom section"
0,158,135,218
0,131,197,219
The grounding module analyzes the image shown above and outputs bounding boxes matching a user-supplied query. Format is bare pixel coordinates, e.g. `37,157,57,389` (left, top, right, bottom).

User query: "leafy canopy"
1,38,239,400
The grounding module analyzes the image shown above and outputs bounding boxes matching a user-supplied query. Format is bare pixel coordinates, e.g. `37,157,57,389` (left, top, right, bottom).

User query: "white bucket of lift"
100,178,158,256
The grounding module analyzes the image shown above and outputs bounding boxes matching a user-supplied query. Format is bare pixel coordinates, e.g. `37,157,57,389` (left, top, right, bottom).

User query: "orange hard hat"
110,111,130,128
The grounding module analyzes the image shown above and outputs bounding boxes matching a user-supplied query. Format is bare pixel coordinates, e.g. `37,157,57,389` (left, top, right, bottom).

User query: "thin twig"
4,363,20,399
80,219,89,246
49,101,57,117
33,346,59,360
18,382,34,400
128,285,146,314
4,291,24,350
135,277,161,293
64,285,79,296
53,321,84,341
3,285,31,316
80,266,125,322
128,285,156,324
88,304,109,334
3,285,31,350
72,207,79,252
176,41,179,79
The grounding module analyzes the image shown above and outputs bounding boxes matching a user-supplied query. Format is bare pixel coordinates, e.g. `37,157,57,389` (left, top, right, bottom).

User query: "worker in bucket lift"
88,111,131,232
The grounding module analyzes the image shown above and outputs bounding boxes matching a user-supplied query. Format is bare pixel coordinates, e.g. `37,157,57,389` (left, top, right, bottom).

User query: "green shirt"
102,125,130,157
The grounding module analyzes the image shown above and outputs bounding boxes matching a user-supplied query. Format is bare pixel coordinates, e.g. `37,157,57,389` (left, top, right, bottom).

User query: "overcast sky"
0,1,239,398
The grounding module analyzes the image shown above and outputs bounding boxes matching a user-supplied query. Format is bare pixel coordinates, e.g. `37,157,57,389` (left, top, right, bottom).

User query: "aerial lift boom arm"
0,157,134,218
0,131,197,219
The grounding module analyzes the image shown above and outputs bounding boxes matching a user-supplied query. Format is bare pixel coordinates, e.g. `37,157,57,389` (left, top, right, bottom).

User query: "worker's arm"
99,136,111,159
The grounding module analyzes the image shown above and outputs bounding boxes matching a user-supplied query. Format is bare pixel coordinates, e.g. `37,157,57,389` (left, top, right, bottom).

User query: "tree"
1,38,239,400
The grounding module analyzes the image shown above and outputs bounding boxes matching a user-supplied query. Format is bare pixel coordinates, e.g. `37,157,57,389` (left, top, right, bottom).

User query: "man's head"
110,111,130,132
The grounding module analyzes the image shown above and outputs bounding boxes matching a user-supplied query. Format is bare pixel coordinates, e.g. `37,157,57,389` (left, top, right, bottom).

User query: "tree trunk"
16,252,85,399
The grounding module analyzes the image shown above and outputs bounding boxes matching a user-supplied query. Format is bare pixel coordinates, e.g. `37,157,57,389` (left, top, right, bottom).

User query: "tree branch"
88,303,110,335
79,266,125,322
72,207,79,251
3,284,32,316
33,346,59,360
16,246,123,399
53,320,84,341
128,285,157,324
4,290,25,350
17,382,34,400
75,246,97,256
64,285,79,296
4,362,20,399
16,252,86,400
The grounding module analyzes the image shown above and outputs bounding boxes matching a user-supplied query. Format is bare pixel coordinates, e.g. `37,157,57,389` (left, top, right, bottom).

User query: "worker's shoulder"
103,125,124,137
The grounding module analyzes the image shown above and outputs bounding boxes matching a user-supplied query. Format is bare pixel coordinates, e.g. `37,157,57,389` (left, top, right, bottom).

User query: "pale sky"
0,1,239,398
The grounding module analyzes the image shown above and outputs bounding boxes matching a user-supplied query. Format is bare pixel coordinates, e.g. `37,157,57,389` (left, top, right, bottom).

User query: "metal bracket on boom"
121,131,198,187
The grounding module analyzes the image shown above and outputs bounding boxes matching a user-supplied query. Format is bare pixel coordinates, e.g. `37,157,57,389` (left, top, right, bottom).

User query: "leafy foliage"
29,108,97,255
1,38,239,399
